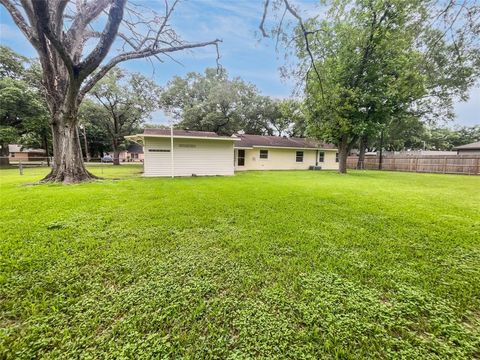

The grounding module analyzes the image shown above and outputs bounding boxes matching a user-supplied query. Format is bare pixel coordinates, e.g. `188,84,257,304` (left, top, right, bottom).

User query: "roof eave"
125,134,240,141
238,145,337,151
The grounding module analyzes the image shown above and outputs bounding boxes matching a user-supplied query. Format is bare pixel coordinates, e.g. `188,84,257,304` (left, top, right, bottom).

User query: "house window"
259,149,268,159
335,152,339,162
319,151,325,162
237,149,245,166
296,151,304,162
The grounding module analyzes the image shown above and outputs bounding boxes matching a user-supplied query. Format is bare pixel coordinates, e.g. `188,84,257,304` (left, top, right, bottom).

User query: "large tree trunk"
0,145,10,167
41,114,98,183
357,135,368,170
338,136,349,174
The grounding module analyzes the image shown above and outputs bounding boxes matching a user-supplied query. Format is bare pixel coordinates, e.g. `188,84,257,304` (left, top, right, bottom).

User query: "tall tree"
1,0,220,183
160,68,277,135
78,101,112,159
277,99,307,137
423,125,480,150
85,68,160,165
307,1,424,173
0,46,50,166
260,0,480,173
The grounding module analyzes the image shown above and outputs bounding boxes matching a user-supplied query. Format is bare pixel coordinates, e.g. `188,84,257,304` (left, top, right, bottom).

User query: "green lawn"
1,165,479,359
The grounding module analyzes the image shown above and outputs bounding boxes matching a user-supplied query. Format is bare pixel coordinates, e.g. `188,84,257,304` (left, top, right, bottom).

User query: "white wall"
144,137,235,177
235,148,338,171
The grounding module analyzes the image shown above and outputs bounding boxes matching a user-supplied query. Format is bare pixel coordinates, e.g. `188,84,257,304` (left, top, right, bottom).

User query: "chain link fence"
0,156,144,177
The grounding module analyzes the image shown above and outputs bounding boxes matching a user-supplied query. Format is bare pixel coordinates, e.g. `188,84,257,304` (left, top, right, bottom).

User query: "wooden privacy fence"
347,155,480,175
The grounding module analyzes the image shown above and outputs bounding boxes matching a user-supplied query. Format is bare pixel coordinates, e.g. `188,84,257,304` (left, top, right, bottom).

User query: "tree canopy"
160,68,306,136
83,68,160,164
260,0,480,173
0,46,50,165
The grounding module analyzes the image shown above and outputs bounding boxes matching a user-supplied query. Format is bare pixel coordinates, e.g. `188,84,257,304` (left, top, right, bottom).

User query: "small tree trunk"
43,134,50,167
113,150,120,165
357,135,368,170
41,115,98,183
338,136,349,174
378,128,384,170
112,140,120,165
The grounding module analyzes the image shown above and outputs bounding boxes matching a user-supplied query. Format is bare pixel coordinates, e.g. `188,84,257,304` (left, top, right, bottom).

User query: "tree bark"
42,133,50,166
41,114,97,183
0,145,9,166
113,149,120,165
112,139,120,165
357,135,368,169
338,136,349,174
378,128,384,170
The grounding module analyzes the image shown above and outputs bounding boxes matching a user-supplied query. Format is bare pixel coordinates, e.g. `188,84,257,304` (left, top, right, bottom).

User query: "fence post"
415,157,418,172
443,157,447,174
476,157,480,175
19,162,23,175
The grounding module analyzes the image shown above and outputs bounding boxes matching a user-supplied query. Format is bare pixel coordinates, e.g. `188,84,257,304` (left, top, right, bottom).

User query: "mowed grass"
0,165,479,359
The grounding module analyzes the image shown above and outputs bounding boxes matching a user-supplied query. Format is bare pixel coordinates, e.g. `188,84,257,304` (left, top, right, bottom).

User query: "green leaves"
159,68,298,136
82,68,161,158
0,47,50,154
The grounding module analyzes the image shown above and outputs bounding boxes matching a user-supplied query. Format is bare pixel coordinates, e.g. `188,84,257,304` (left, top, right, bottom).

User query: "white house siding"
144,137,235,177
234,148,338,171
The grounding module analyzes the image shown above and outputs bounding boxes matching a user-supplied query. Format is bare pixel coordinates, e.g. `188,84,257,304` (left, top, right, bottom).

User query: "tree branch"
31,0,74,72
77,0,127,81
259,0,270,37
283,0,326,104
66,0,112,50
79,39,222,101
0,0,37,44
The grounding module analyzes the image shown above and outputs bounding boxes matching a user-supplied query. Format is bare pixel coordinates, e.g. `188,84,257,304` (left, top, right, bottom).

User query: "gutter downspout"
315,149,319,166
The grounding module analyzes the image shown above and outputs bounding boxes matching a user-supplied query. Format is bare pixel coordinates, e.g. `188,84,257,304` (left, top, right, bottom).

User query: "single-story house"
126,129,238,177
8,144,46,161
118,143,145,162
453,141,480,155
234,134,338,171
126,129,338,177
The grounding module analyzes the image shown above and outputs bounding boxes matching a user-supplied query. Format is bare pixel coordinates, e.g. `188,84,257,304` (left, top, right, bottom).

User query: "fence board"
347,155,480,175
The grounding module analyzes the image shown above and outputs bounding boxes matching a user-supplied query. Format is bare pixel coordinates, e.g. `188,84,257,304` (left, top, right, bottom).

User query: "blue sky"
0,0,478,127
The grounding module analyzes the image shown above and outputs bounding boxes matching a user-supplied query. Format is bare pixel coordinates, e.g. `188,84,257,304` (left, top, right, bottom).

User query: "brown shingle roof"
453,141,480,150
8,144,45,153
234,134,336,150
143,128,234,139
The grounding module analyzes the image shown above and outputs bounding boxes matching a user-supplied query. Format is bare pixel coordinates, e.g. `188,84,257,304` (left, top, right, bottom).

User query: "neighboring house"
126,129,238,177
453,141,480,155
118,143,145,162
234,134,338,171
8,144,46,161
